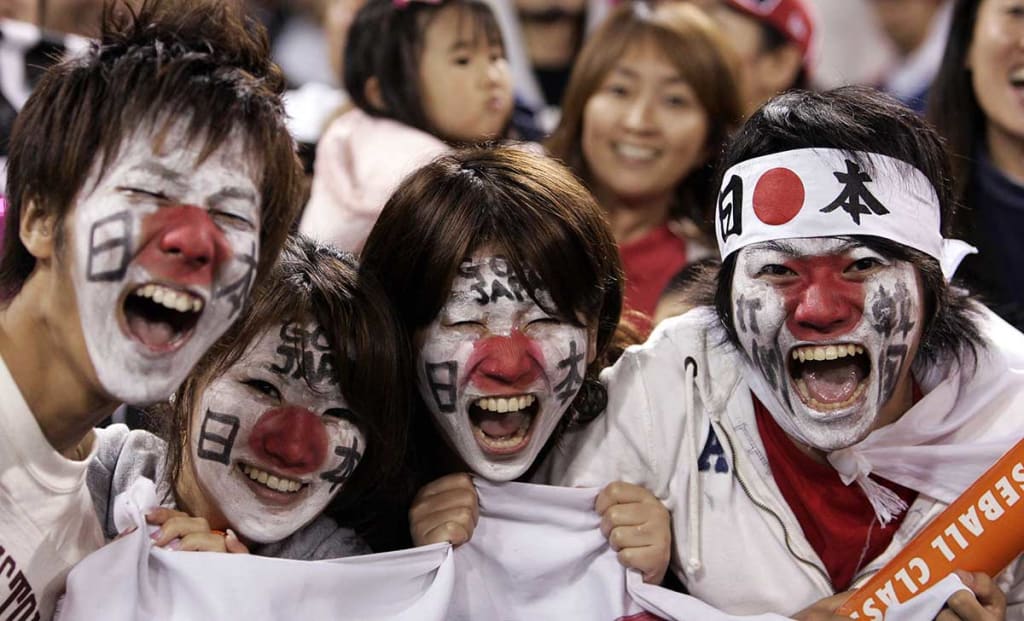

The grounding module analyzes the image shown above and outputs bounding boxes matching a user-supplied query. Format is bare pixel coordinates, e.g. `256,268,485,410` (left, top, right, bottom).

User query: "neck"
0,280,114,454
598,188,673,245
986,125,1024,184
519,19,581,70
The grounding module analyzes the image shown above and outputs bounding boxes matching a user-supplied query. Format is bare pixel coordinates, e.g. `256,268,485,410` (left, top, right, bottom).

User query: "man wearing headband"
542,86,1024,618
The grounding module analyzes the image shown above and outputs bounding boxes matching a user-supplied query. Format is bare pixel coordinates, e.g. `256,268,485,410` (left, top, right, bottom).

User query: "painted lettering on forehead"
319,437,362,494
86,211,133,282
213,239,257,321
454,255,543,307
554,339,585,404
196,410,240,465
267,322,338,389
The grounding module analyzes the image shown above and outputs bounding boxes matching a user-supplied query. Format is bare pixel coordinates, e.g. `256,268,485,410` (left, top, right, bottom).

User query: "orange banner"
836,438,1024,619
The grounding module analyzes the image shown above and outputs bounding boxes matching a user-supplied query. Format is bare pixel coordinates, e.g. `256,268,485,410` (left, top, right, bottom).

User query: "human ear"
19,200,57,261
586,325,598,365
363,76,386,112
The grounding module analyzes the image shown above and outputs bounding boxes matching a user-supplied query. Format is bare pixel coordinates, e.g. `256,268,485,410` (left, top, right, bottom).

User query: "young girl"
359,145,671,585
87,235,409,557
299,0,515,253
546,2,741,325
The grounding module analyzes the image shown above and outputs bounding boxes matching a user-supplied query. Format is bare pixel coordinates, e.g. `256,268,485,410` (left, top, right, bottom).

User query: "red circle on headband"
753,167,805,225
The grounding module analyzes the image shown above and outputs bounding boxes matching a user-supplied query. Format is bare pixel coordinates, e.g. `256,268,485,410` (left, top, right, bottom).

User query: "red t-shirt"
753,395,918,590
618,223,687,322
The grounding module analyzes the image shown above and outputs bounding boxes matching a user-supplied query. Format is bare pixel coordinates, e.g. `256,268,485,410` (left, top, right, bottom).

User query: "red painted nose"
469,331,541,391
137,204,234,287
248,406,328,474
789,281,859,338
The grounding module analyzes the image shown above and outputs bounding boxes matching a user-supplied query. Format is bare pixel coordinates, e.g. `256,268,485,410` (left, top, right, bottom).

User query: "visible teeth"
473,416,531,449
240,463,303,493
795,377,869,412
133,283,204,313
792,344,865,362
614,143,658,160
474,394,535,413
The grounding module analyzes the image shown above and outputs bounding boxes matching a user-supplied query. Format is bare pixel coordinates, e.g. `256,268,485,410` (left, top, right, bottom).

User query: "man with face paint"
0,1,302,617
543,87,1024,619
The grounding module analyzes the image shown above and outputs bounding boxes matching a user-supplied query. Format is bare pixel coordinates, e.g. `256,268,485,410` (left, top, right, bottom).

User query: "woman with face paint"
543,86,1024,619
359,146,672,586
87,235,409,557
928,0,1024,331
546,1,741,325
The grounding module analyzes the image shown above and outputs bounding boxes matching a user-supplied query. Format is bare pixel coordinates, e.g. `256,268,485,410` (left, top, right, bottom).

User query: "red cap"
721,0,815,58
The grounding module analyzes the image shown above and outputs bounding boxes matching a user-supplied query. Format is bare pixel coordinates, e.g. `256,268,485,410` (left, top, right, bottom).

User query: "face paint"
189,322,364,543
70,122,261,404
732,237,924,451
416,253,589,481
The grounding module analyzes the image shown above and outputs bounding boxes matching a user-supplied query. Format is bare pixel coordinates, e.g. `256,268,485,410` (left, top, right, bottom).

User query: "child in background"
300,0,514,253
87,235,410,558
546,2,741,328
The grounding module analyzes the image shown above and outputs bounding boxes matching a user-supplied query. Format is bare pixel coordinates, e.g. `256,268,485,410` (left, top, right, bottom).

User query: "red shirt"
618,224,687,321
753,396,918,590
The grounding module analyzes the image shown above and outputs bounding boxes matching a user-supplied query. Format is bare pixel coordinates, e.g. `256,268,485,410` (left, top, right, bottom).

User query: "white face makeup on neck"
189,321,364,544
731,237,925,451
415,252,590,481
69,122,261,404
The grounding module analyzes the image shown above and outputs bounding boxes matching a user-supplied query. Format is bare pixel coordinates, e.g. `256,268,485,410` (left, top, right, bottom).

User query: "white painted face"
70,122,261,404
415,253,590,481
731,238,924,451
189,321,364,544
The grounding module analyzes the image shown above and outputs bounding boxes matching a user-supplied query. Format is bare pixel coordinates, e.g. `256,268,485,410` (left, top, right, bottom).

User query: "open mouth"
122,283,203,352
469,394,538,456
237,462,306,495
789,344,870,412
613,142,660,162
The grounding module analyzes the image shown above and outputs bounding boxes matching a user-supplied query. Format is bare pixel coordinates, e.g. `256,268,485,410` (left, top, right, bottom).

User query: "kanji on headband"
714,148,976,279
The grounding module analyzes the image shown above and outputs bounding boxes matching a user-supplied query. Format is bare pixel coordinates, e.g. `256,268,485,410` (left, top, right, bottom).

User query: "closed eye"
323,407,356,422
241,378,281,401
444,320,485,328
118,187,169,201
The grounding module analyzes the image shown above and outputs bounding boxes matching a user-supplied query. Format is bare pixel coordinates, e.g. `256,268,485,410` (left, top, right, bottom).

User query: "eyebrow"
760,239,864,256
130,161,187,190
208,186,257,209
610,65,686,87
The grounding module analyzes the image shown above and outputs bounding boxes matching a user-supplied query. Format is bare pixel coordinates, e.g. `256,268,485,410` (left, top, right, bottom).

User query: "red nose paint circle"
753,167,805,225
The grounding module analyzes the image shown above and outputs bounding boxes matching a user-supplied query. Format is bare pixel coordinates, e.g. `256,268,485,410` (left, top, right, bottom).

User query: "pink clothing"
300,109,450,253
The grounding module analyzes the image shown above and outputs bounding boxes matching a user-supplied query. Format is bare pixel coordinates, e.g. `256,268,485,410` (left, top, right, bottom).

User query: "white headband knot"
714,148,976,280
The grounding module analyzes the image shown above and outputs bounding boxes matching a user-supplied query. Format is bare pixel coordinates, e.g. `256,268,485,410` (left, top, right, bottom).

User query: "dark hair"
361,145,623,436
927,0,982,209
546,2,741,237
2,0,303,299
163,235,410,524
344,0,504,141
713,86,982,367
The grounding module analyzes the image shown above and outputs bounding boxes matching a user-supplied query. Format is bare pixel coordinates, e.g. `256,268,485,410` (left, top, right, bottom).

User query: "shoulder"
320,108,448,157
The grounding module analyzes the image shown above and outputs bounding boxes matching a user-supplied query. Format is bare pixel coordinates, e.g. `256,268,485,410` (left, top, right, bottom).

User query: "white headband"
714,148,976,280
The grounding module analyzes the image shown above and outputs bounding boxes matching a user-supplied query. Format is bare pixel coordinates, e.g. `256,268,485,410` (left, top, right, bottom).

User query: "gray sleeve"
253,515,371,561
88,424,170,540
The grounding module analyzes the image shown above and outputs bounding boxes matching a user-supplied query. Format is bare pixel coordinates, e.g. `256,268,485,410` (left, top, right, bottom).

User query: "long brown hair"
546,1,741,235
360,146,623,474
161,235,410,526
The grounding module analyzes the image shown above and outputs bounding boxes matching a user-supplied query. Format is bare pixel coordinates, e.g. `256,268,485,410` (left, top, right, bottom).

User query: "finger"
934,608,960,621
944,588,986,620
420,520,472,547
416,473,475,500
150,515,212,547
224,529,250,554
955,570,1006,615
409,487,479,525
606,522,669,552
616,546,668,584
599,502,659,537
177,532,228,553
595,481,656,515
413,506,478,546
145,507,189,526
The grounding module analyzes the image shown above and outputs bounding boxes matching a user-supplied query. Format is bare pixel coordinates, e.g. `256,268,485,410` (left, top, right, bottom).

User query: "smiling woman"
88,235,410,556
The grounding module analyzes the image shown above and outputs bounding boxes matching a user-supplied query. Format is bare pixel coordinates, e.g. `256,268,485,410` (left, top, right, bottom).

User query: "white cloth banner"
57,478,962,620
